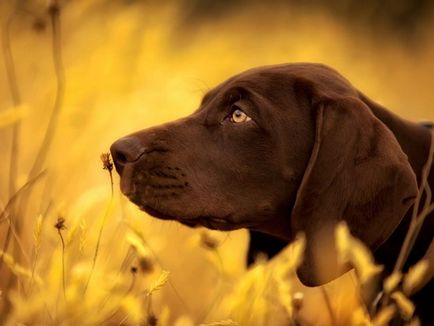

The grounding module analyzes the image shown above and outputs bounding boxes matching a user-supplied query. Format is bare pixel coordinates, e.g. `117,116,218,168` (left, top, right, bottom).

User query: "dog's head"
111,63,418,285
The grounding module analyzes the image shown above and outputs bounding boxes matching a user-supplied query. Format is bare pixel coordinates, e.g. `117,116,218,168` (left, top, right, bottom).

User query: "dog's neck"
362,95,434,272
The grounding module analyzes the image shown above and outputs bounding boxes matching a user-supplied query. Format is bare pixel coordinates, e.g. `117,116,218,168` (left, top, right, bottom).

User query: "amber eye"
230,108,251,123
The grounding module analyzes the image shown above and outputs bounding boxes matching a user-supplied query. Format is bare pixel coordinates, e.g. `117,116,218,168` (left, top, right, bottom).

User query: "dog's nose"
110,136,144,174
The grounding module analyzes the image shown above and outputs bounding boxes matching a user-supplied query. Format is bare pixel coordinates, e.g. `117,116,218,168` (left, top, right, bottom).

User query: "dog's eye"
230,107,251,123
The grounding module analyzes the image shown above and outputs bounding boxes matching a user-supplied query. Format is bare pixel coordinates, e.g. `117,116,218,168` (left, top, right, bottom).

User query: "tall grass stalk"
97,267,137,325
83,154,115,294
27,0,65,179
1,0,66,268
29,215,44,293
197,248,225,324
2,5,21,209
1,7,22,306
125,224,192,315
0,170,47,271
377,131,434,310
55,217,67,300
320,286,337,326
394,131,434,273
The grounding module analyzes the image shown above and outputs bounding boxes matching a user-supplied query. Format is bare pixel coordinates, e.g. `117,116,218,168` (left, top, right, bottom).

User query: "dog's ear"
292,83,418,285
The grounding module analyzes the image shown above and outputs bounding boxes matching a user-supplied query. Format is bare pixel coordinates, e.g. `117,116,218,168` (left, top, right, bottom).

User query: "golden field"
0,1,433,325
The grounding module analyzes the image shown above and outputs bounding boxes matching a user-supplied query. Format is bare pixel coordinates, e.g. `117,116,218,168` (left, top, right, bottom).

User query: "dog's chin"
120,173,258,232
130,202,242,231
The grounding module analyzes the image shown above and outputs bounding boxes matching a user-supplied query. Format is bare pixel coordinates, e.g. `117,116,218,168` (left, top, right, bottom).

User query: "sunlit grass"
0,1,433,325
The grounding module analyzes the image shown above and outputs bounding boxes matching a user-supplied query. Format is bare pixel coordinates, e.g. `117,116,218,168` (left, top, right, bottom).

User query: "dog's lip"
137,204,258,231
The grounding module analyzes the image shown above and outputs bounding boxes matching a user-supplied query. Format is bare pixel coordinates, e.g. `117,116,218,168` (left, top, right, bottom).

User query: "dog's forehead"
202,63,353,105
201,69,292,106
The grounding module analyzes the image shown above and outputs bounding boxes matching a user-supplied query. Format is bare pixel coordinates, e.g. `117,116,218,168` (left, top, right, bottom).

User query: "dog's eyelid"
230,98,252,112
231,101,246,110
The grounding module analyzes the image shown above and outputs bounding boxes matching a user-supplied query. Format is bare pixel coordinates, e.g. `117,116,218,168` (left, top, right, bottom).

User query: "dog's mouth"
120,163,189,198
137,203,242,231
119,169,236,231
120,164,265,232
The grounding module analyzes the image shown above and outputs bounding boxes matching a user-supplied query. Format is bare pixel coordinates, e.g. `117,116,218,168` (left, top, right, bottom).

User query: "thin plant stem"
2,0,66,263
98,247,135,311
394,131,434,273
197,249,224,323
125,226,191,314
1,5,22,299
98,271,137,325
379,131,434,309
57,227,66,300
5,216,30,266
83,201,112,295
349,273,371,319
28,0,65,179
0,170,47,271
109,169,114,195
1,6,21,204
83,161,115,295
320,286,337,326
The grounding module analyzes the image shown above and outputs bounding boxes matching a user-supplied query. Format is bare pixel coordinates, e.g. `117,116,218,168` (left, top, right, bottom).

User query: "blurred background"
0,0,433,325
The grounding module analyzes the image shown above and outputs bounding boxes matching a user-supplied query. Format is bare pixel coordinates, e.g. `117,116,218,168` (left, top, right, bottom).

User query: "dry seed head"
0,250,42,284
403,259,429,296
383,272,402,294
391,291,415,320
335,222,383,283
48,0,60,15
200,231,219,250
54,216,66,230
147,314,158,326
292,292,304,311
138,256,154,274
372,305,397,326
351,307,371,325
100,152,113,173
148,270,170,296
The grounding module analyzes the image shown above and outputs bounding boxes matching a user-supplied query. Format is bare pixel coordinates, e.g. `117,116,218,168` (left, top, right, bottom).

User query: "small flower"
147,313,158,326
200,231,219,250
100,152,113,172
54,216,66,230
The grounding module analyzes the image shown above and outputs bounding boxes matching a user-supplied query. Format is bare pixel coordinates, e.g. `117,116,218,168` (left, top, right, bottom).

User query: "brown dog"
110,63,433,323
